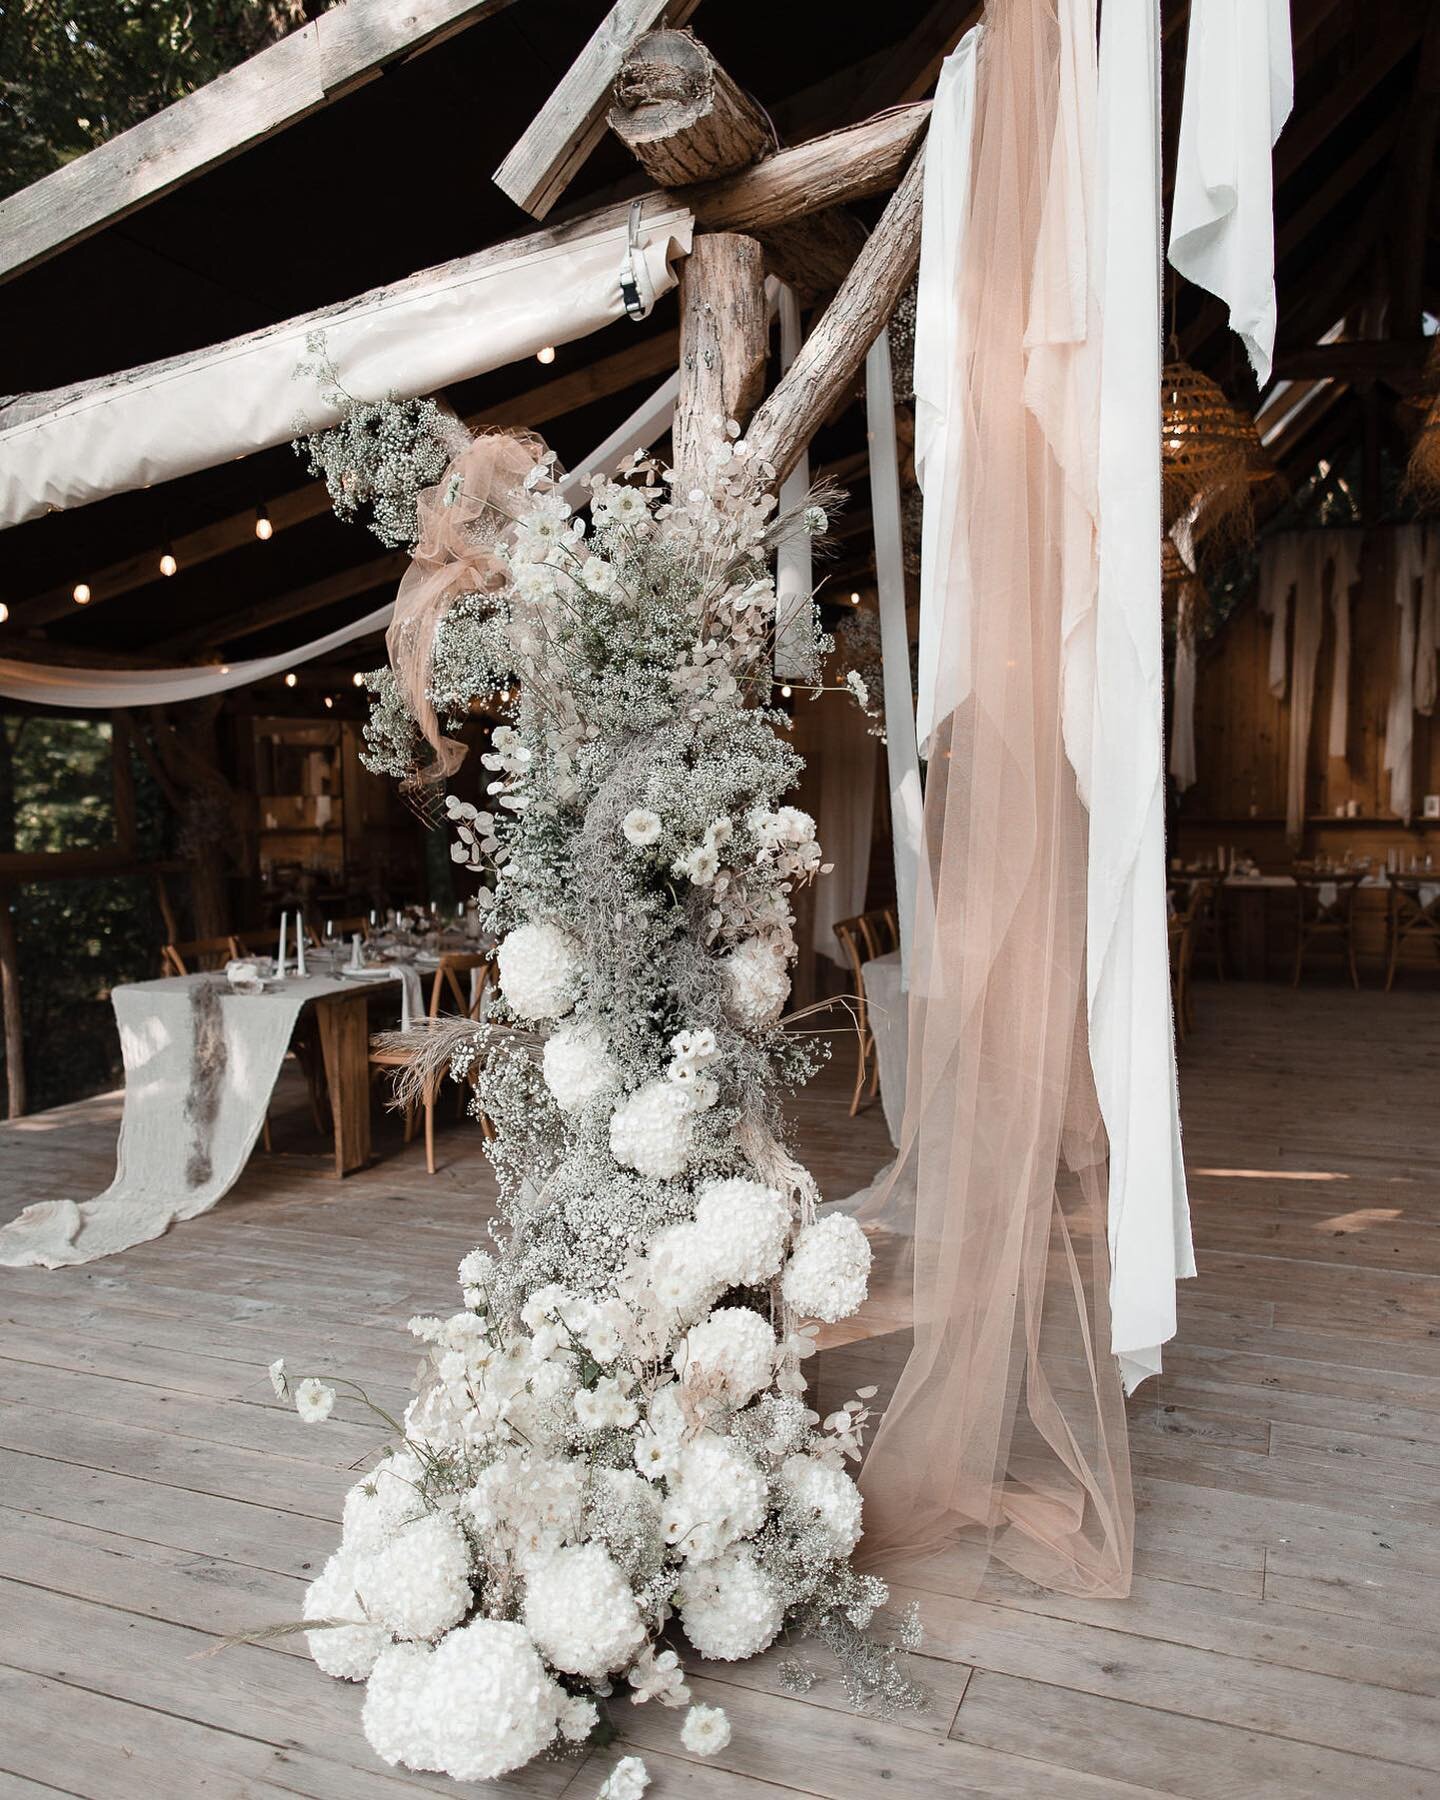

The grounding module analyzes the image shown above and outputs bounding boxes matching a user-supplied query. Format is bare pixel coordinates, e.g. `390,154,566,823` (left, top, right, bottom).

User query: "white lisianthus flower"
354,1512,472,1641
597,1756,651,1800
681,1704,732,1756
677,1547,784,1661
673,842,720,886
782,1214,872,1323
575,1374,640,1432
632,1426,680,1481
628,1644,690,1707
522,1542,647,1679
704,815,734,848
581,555,615,592
295,1377,336,1422
622,808,663,847
543,1023,621,1113
677,1307,776,1409
302,1548,388,1680
609,487,650,525
268,1358,288,1399
497,921,581,1022
609,1079,695,1180
723,936,791,1028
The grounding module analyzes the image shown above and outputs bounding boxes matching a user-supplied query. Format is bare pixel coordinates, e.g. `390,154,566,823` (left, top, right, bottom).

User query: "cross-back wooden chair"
1167,880,1208,1041
1290,871,1364,989
161,934,240,976
832,908,900,1117
1384,874,1440,991
370,952,497,1174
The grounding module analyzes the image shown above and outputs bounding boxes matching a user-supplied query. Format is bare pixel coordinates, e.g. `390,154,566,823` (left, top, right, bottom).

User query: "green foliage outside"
0,0,314,200
0,716,171,1115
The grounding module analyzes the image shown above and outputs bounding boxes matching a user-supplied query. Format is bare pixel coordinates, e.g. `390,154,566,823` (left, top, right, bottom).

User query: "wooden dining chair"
832,909,896,1117
1384,874,1440,991
1168,881,1207,1041
1290,871,1364,989
323,915,372,946
370,952,496,1174
161,934,240,976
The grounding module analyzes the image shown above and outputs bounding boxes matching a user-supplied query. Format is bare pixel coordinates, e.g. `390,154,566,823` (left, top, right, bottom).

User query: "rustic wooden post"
0,888,25,1119
671,232,769,493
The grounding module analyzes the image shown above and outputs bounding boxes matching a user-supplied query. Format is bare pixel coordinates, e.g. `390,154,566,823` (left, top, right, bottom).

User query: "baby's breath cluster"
280,422,919,1786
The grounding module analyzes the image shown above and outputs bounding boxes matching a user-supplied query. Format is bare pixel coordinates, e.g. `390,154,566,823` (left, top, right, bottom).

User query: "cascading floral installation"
272,416,919,1787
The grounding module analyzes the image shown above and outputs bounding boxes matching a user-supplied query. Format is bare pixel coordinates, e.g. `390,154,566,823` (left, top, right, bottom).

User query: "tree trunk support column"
672,232,769,494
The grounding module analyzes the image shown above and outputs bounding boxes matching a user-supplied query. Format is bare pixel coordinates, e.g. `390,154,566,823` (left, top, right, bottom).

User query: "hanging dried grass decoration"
1403,340,1440,510
1161,360,1263,549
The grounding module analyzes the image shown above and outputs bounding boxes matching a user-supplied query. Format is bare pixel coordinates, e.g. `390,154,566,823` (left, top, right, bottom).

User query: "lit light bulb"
780,683,793,698
323,695,334,710
0,603,9,624
536,345,556,365
284,672,298,688
159,550,178,577
352,671,365,688
73,582,92,605
255,507,273,541
849,591,861,606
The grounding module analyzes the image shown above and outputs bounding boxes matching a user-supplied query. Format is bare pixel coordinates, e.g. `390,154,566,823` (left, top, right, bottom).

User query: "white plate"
338,967,394,982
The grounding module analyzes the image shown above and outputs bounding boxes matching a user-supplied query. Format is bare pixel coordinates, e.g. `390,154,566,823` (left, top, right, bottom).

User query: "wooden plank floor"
1,981,1437,1799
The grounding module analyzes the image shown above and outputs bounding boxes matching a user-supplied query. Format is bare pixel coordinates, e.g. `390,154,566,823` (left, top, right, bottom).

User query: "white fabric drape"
866,329,925,984
1258,532,1301,699
1085,0,1193,1393
774,286,816,680
913,26,983,757
0,375,680,710
810,695,878,967
1168,0,1293,386
0,206,693,528
1385,524,1427,822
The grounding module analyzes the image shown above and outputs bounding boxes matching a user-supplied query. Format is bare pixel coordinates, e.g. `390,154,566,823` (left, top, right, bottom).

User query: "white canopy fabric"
0,373,680,710
912,27,983,757
0,205,693,529
1168,0,1293,386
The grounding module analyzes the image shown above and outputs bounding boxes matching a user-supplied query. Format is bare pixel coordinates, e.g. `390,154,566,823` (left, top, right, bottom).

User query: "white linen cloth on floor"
861,950,908,1148
913,27,983,758
1168,0,1293,386
0,972,360,1269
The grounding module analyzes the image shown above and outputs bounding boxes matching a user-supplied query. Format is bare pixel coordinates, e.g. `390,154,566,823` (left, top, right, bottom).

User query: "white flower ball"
497,921,581,1022
644,1222,725,1325
693,1177,791,1287
779,1453,864,1556
664,1434,767,1563
523,1542,647,1679
677,1547,784,1661
609,1078,695,1180
302,1549,388,1680
342,1450,427,1557
681,1703,732,1756
678,1306,776,1407
781,1215,872,1323
724,937,791,1029
362,1641,442,1772
542,1023,620,1113
354,1513,472,1641
412,1619,567,1781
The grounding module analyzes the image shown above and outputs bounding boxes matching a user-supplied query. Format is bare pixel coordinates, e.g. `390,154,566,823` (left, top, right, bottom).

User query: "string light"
536,345,556,365
255,504,273,541
780,684,793,698
849,591,861,606
284,672,297,688
0,603,8,624
159,547,178,577
323,695,334,710
73,582,91,605
352,671,365,687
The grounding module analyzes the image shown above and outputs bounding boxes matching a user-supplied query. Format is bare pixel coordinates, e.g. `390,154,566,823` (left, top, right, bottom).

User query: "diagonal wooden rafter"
0,0,523,286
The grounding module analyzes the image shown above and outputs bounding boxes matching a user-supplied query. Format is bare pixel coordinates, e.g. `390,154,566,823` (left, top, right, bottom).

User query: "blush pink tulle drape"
856,0,1134,1599
387,431,548,785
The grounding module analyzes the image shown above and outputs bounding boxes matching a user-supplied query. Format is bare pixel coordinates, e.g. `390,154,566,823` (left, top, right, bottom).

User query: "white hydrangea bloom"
723,936,791,1028
677,1547,784,1661
341,1451,428,1557
677,1307,776,1407
361,1642,442,1772
663,1433,766,1564
497,921,581,1021
542,1023,621,1113
609,1078,695,1179
465,1451,586,1552
781,1214,872,1323
681,1703,732,1756
302,1549,388,1681
522,1542,647,1679
693,1177,791,1287
354,1512,472,1641
779,1452,864,1556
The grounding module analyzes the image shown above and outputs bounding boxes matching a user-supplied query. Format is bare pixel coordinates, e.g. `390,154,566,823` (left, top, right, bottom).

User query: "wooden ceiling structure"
0,0,1435,711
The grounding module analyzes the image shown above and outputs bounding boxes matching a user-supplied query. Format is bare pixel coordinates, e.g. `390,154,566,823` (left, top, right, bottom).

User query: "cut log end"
609,28,774,187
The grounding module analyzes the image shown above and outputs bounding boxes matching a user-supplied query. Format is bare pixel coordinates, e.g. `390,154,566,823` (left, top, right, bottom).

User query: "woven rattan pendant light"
1161,360,1263,546
1404,339,1440,509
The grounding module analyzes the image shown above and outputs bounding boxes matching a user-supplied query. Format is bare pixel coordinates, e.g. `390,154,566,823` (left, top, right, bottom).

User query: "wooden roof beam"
0,0,522,286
